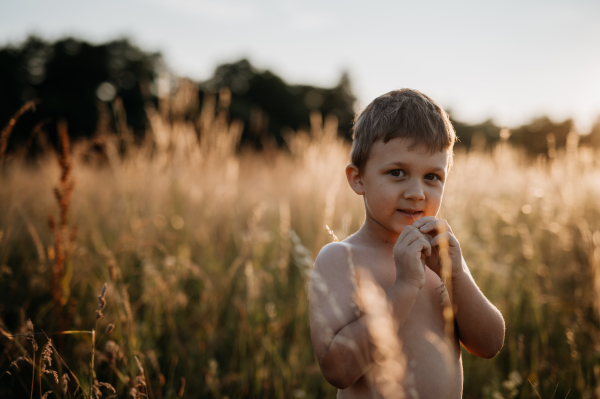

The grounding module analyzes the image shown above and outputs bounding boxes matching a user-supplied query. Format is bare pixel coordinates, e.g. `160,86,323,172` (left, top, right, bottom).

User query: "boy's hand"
411,217,463,280
393,225,432,289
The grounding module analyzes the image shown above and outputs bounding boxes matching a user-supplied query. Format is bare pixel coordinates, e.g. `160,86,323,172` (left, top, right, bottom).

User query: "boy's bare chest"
351,253,462,398
352,252,451,343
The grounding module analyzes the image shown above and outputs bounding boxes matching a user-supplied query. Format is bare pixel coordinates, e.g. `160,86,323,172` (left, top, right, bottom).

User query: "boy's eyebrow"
383,161,410,169
383,161,447,174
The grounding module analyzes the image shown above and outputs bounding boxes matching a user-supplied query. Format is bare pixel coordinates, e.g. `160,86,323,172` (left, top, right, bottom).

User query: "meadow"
1,88,600,398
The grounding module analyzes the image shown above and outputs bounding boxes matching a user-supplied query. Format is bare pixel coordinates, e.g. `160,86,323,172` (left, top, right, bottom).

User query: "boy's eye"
389,169,405,177
425,173,442,181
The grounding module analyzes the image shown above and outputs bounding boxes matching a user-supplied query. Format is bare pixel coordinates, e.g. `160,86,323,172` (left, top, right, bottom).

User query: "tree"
0,36,161,155
509,117,574,157
200,59,357,149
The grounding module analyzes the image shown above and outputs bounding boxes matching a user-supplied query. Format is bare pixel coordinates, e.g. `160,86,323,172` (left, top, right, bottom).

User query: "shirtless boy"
309,89,505,398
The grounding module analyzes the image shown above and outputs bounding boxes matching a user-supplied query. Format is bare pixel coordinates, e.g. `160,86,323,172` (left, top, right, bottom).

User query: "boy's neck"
354,217,400,252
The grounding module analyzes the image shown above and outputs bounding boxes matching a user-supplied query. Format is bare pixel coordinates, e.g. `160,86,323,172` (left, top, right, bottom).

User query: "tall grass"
1,83,600,398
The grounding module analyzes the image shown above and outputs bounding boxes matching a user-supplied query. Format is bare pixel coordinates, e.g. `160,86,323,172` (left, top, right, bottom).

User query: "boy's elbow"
319,350,355,389
488,332,505,359
479,341,503,359
467,338,503,359
323,371,353,390
480,323,505,359
465,322,505,359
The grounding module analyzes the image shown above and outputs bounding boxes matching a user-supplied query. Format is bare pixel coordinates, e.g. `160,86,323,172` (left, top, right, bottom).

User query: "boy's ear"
346,164,365,195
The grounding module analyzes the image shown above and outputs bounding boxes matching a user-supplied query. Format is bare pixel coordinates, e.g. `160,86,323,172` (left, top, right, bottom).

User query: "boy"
309,89,504,398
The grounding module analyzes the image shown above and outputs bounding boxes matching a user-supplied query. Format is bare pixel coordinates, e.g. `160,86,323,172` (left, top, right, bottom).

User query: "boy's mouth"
397,209,423,218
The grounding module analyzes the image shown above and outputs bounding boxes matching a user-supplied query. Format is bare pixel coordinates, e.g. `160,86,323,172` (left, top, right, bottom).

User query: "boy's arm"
309,242,371,389
414,217,505,358
450,259,505,359
310,231,430,389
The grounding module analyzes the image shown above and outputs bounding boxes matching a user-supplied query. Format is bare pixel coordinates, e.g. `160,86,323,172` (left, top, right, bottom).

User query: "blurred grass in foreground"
1,90,600,398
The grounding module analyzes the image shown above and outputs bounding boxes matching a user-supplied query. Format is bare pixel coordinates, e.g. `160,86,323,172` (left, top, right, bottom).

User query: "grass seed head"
92,384,101,399
96,381,116,393
134,356,145,375
9,356,29,370
96,283,107,320
325,224,339,242
42,339,53,366
25,319,38,351
105,323,115,334
44,369,59,384
61,373,70,394
0,99,39,167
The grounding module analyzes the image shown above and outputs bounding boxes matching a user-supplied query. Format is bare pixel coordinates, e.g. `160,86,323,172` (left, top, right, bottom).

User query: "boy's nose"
404,179,425,201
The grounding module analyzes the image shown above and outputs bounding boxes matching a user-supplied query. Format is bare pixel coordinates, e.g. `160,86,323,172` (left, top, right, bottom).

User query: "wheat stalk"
0,99,40,170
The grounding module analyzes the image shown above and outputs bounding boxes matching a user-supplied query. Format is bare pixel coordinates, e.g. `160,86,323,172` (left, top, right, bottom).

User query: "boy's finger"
402,228,425,247
430,231,457,248
423,240,432,257
411,216,436,228
408,237,432,257
419,219,452,235
423,233,435,244
398,225,424,244
398,225,417,241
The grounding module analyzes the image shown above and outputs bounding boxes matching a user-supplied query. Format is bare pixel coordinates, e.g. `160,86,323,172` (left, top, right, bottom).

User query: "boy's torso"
339,240,463,399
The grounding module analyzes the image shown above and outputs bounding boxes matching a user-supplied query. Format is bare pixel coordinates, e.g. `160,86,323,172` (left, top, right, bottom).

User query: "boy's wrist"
394,275,424,290
386,281,420,329
450,257,469,282
388,279,421,299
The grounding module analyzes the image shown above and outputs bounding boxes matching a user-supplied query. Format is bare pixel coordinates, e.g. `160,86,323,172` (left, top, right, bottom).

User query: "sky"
2,0,600,132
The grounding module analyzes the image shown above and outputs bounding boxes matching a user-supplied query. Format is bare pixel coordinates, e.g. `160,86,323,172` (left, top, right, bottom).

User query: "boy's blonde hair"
351,89,456,172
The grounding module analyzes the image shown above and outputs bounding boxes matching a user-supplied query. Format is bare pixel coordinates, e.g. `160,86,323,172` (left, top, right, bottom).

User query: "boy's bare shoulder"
314,241,350,268
312,238,366,277
309,240,359,295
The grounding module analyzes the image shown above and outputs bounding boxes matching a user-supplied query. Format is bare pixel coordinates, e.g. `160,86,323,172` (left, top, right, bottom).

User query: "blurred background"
2,0,600,153
1,1,600,398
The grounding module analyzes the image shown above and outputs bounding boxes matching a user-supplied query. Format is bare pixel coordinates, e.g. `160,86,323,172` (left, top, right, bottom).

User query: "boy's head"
350,89,456,174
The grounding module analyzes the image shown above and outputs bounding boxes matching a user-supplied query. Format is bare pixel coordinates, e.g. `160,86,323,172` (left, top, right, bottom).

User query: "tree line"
1,36,599,158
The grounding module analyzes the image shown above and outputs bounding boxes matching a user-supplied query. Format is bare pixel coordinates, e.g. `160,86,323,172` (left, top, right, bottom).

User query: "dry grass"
1,84,600,398
0,100,40,169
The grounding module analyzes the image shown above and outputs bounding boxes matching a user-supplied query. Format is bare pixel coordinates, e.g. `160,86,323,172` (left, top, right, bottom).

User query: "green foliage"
0,36,161,153
203,59,356,147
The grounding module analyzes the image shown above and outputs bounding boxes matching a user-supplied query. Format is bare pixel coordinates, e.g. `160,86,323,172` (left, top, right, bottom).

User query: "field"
1,93,600,398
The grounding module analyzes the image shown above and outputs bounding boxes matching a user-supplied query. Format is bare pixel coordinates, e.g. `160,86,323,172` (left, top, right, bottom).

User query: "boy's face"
349,138,449,235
